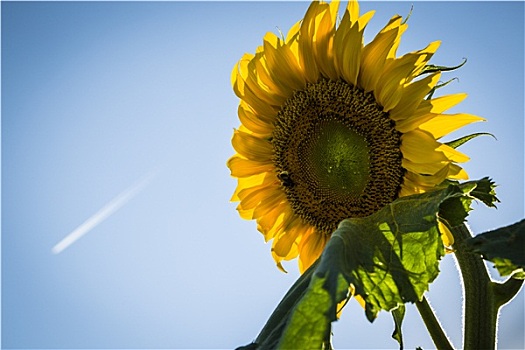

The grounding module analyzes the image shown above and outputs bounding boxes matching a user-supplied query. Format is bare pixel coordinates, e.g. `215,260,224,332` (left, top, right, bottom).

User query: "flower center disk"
307,119,370,198
272,79,405,235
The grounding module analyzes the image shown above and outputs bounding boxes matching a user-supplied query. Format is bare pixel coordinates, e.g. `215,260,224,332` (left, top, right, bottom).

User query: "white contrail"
52,169,160,254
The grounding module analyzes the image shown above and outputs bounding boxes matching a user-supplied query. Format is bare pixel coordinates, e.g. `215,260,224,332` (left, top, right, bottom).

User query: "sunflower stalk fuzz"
415,297,454,350
451,223,524,349
229,1,524,348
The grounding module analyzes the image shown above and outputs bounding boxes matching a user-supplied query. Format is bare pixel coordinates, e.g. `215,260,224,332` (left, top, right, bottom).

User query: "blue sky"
2,1,523,349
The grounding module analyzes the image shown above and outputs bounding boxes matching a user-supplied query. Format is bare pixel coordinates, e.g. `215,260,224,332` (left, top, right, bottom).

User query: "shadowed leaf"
464,219,525,279
445,133,495,149
419,58,467,76
392,305,406,349
246,179,497,349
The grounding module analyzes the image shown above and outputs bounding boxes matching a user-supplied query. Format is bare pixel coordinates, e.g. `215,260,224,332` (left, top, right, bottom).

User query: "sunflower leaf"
439,177,498,226
426,77,459,99
345,178,496,319
401,5,413,25
391,305,406,350
463,219,525,279
419,58,467,76
331,191,448,320
252,261,318,350
277,272,348,349
259,179,497,349
445,133,496,149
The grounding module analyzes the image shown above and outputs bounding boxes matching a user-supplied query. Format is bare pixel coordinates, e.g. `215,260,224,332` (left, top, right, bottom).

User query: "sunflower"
227,0,483,273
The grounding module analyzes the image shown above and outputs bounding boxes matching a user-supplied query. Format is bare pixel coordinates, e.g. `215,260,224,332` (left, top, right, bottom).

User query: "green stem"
492,276,523,308
451,224,497,350
322,337,333,350
415,296,454,350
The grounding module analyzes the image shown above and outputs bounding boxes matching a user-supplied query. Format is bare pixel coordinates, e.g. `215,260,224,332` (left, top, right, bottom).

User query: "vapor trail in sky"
52,169,160,254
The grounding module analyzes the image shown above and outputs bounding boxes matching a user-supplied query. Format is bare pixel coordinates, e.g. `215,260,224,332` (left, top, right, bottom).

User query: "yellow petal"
239,187,272,212
375,41,441,111
447,163,469,180
328,0,340,23
413,93,467,117
395,113,438,133
400,162,468,198
230,173,267,201
257,202,290,241
390,73,441,121
236,173,276,198
419,113,485,139
297,38,319,83
232,58,280,122
272,241,300,268
313,2,339,80
237,103,273,136
245,60,288,107
335,21,363,85
241,196,281,220
399,183,421,197
438,220,454,247
401,130,448,164
334,3,374,84
231,130,273,162
261,204,296,242
299,1,324,82
400,175,439,197
346,0,360,23
272,219,303,259
253,190,287,219
359,16,404,91
402,158,448,176
286,20,301,43
437,143,470,163
237,206,255,221
240,87,279,123
253,53,289,99
263,33,305,92
353,293,366,310
405,168,451,190
298,229,327,273
227,156,274,178
231,53,253,98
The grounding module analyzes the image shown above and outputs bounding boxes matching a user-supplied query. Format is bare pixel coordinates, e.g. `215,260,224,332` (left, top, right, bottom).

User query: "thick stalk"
415,296,454,350
451,224,497,350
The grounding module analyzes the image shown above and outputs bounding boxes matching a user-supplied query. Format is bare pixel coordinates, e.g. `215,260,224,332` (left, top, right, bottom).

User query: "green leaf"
426,77,458,100
418,58,467,76
245,179,497,348
445,133,495,149
464,219,525,279
401,5,413,25
439,177,498,227
278,273,348,349
253,261,318,350
235,343,258,350
492,258,525,279
469,177,499,208
391,305,406,350
333,189,449,320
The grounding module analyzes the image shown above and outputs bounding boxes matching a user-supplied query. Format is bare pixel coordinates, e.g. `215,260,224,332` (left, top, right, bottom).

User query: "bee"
277,171,294,187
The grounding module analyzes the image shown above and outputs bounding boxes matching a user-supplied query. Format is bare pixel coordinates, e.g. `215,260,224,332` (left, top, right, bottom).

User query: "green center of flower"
306,119,370,200
272,79,405,235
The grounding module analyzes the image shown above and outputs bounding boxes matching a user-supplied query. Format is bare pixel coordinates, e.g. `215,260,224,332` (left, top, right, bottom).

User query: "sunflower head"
228,0,483,272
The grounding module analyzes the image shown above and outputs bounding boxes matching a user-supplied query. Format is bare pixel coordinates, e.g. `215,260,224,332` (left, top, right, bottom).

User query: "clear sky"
2,1,523,349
